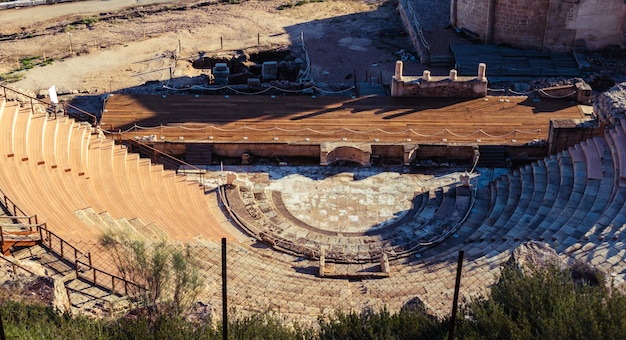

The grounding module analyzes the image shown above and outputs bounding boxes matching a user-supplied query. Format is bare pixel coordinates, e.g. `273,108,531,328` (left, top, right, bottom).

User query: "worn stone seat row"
0,99,235,267
224,178,472,263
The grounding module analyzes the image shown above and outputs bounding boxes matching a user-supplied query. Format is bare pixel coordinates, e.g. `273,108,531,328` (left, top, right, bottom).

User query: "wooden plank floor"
103,94,586,144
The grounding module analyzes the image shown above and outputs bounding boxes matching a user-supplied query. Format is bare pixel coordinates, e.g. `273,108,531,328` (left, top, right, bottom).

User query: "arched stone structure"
320,143,372,167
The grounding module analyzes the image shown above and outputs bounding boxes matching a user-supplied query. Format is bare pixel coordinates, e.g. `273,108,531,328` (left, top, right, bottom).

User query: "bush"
457,264,626,340
100,230,202,319
318,306,445,339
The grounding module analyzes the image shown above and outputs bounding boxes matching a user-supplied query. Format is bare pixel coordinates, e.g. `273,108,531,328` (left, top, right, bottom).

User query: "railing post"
29,98,34,115
447,250,465,340
222,237,228,340
66,288,72,309
93,268,96,286
112,277,115,295
60,239,64,257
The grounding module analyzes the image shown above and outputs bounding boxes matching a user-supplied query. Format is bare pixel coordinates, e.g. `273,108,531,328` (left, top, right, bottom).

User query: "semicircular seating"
2,92,626,324
0,97,238,270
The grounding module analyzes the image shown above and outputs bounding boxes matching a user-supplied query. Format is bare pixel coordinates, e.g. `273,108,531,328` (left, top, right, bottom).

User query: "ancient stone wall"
493,0,549,50
321,145,372,167
455,0,490,39
452,0,626,52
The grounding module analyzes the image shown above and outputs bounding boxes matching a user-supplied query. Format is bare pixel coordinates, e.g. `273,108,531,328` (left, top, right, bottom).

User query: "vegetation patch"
2,259,625,339
277,0,325,10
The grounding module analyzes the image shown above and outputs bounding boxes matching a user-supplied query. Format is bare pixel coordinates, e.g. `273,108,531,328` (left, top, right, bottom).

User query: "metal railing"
0,187,143,298
0,84,99,126
37,224,144,297
118,137,206,185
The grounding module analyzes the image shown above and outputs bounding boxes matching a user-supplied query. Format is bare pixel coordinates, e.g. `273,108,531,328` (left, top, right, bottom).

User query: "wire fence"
401,0,430,53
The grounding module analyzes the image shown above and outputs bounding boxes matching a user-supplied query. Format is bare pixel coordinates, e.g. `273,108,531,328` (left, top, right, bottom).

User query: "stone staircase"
6,244,132,317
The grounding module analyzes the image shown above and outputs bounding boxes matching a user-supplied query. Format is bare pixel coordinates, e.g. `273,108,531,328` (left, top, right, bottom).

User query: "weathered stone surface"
506,241,563,273
595,82,626,122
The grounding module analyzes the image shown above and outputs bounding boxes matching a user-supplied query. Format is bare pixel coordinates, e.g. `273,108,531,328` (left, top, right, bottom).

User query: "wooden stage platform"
103,94,589,145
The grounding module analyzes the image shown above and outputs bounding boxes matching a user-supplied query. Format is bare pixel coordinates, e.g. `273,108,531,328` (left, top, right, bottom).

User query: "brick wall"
492,0,549,49
455,0,490,39
452,0,626,52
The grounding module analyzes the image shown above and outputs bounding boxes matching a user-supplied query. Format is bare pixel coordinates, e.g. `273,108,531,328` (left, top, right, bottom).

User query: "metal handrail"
0,186,143,297
0,84,99,126
0,187,30,219
120,137,206,185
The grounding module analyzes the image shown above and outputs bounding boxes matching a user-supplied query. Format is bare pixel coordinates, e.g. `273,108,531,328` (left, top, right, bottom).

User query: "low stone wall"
391,61,487,98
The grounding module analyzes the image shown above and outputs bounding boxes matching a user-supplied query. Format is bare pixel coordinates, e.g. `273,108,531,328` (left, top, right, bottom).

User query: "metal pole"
222,237,228,340
447,250,464,340
0,308,7,340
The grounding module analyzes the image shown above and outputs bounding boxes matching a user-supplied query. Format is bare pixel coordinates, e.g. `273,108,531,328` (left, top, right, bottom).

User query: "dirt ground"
0,0,426,95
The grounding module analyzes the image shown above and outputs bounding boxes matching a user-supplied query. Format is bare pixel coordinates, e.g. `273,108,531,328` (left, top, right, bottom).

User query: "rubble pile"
594,82,626,122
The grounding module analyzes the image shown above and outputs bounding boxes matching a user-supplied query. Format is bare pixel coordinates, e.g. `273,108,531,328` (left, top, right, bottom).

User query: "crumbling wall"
594,82,626,124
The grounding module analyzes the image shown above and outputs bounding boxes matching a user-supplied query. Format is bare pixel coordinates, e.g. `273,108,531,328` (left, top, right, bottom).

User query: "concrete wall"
452,0,626,52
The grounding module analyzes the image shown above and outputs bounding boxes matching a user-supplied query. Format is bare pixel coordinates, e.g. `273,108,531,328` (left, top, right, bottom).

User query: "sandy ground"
0,0,426,95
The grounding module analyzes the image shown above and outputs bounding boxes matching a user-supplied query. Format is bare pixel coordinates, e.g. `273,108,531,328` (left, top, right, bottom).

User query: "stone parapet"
391,61,487,98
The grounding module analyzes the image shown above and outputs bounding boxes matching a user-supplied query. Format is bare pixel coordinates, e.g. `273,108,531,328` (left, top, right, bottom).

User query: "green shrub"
318,306,445,339
457,264,626,340
100,231,202,319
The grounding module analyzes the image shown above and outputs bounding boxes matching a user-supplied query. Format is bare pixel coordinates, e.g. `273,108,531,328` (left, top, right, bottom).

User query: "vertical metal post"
0,308,7,340
222,237,228,340
448,250,464,340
